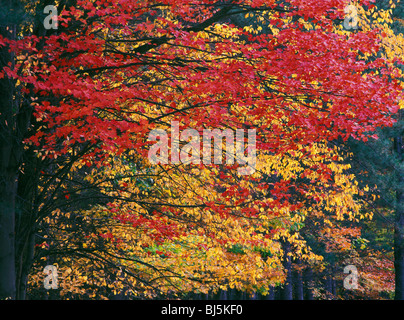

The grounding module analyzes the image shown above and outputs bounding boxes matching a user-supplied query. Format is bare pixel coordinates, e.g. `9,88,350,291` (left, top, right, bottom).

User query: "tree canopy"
0,0,404,300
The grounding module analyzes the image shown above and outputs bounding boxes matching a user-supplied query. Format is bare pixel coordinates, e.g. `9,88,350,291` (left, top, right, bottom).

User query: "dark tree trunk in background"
219,289,228,300
332,277,337,297
14,145,43,299
265,286,275,300
281,239,293,300
294,267,304,300
304,268,314,300
324,271,333,300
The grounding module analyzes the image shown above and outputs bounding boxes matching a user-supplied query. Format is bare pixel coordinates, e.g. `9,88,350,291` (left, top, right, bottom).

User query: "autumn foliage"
1,0,404,299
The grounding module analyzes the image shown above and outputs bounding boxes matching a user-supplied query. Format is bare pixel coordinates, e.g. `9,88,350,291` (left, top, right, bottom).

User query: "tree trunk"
304,267,314,300
15,231,35,300
0,0,45,299
394,109,404,300
265,286,275,300
324,271,333,300
394,175,404,300
332,277,337,298
0,21,19,300
219,289,228,300
15,148,42,299
281,239,293,300
295,268,304,300
0,171,17,299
